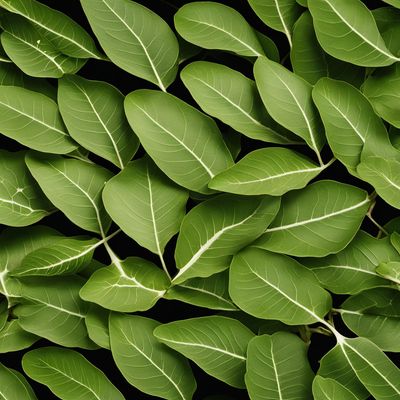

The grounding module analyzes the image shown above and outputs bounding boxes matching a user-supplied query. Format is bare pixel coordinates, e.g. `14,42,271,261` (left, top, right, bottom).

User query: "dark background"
0,0,398,398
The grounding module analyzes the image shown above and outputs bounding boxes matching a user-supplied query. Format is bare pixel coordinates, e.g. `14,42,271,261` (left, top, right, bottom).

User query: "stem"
159,254,171,281
322,157,336,169
367,201,389,236
315,148,324,167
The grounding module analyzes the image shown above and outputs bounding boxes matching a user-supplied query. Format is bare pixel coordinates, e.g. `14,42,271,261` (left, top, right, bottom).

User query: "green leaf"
304,231,399,294
376,261,400,285
124,89,233,194
181,61,299,144
13,275,95,348
255,30,280,62
246,332,314,400
0,86,77,154
0,299,7,331
172,194,280,284
109,313,196,400
25,152,113,234
0,150,53,226
255,180,370,257
22,347,124,400
254,56,325,164
85,305,110,349
79,257,169,312
209,147,326,196
363,64,400,128
11,237,99,277
381,0,400,8
0,15,86,78
308,0,399,66
229,247,332,325
165,270,237,311
312,376,358,400
154,316,254,388
372,7,400,33
58,74,139,168
357,157,400,209
81,0,179,90
247,0,303,47
337,288,400,352
174,2,264,57
0,0,101,58
0,320,38,353
103,158,188,262
0,363,37,400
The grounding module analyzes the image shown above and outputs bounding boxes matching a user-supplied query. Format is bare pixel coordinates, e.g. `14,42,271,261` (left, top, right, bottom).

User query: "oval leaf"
0,363,37,400
312,376,359,400
0,320,38,353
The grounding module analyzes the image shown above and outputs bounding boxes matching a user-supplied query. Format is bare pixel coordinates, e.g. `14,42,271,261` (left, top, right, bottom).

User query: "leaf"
13,275,95,348
165,270,237,311
209,147,326,196
0,15,86,78
172,194,280,284
304,231,399,294
247,0,303,47
25,152,113,234
229,247,332,325
79,257,169,312
376,261,400,285
0,363,37,400
0,320,39,353
312,376,359,400
109,313,196,400
254,56,325,164
363,64,400,128
181,61,299,145
312,78,398,175
245,332,314,400
0,299,7,331
255,30,280,62
103,157,188,261
154,316,254,388
81,0,179,90
337,288,400,352
85,305,110,349
0,86,77,154
0,0,101,58
0,150,53,227
174,2,264,57
382,0,400,7
124,89,233,194
357,157,400,209
11,237,99,277
58,74,139,168
308,0,399,66
255,180,370,257
22,347,124,400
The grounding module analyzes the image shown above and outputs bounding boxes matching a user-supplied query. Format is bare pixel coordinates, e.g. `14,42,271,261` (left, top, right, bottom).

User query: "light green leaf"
85,305,110,350
376,261,400,285
229,247,332,325
0,86,77,154
312,376,358,400
22,347,124,400
172,194,280,284
254,56,325,164
174,2,264,57
58,74,139,168
0,15,86,78
304,231,399,294
0,320,38,353
357,157,400,209
11,237,99,277
0,299,7,331
337,288,400,352
363,63,400,128
165,270,237,311
0,150,53,227
25,152,113,234
110,313,196,400
0,363,37,400
255,180,370,257
308,0,399,66
209,147,326,196
81,0,179,90
103,158,188,265
247,0,302,47
246,332,314,400
154,316,254,388
0,0,101,58
382,0,400,8
181,61,299,144
13,275,95,348
124,89,233,194
80,257,169,312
